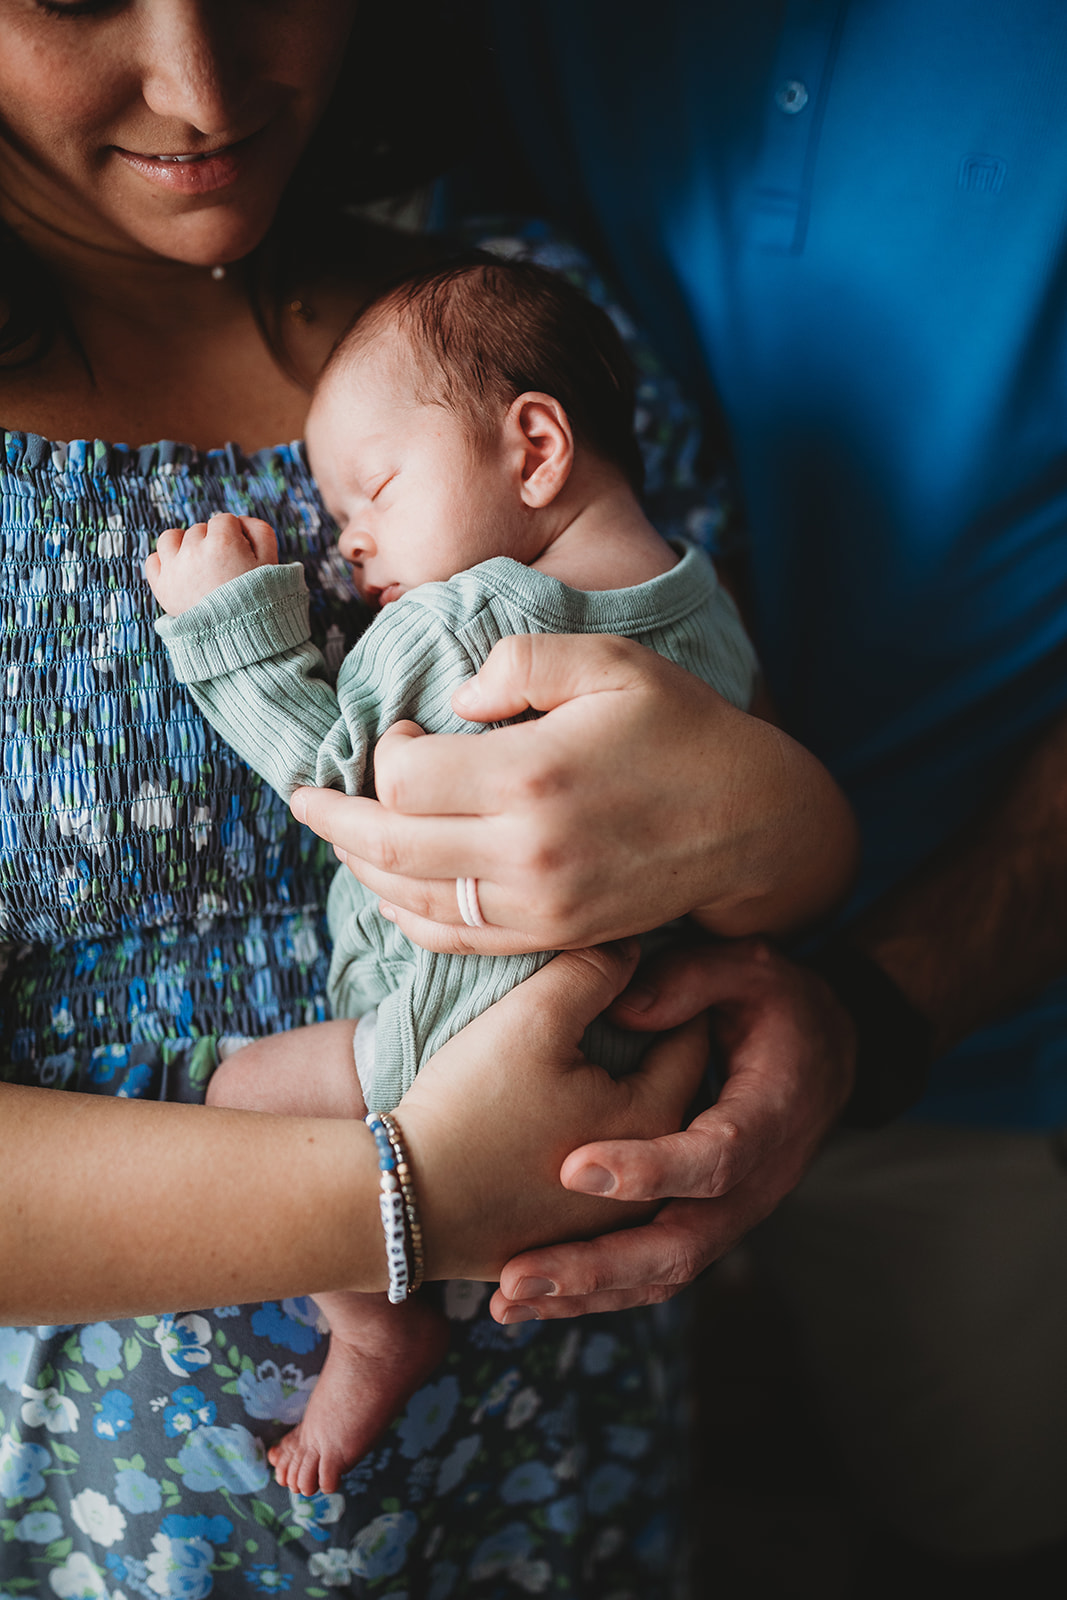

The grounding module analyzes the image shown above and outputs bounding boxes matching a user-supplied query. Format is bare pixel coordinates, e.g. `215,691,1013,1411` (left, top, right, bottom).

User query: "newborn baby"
147,254,757,1496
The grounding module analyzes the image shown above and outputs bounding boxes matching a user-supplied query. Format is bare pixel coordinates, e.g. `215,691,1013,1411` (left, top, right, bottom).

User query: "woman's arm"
1,1085,383,1323
291,632,858,951
1,942,707,1325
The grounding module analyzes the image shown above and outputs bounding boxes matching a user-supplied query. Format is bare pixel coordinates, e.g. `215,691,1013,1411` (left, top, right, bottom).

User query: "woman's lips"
112,139,252,194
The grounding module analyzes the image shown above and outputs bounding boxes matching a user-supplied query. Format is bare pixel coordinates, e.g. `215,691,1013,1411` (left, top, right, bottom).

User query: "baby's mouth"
364,583,404,609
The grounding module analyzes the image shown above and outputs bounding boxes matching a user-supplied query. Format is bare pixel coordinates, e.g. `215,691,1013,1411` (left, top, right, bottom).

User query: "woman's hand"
489,939,856,1320
397,939,710,1282
291,633,858,953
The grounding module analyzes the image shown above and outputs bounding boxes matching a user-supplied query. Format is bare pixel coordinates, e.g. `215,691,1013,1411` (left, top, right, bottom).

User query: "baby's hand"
144,512,278,615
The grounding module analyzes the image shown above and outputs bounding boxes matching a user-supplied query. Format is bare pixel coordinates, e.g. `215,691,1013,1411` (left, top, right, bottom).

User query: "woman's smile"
110,129,262,195
0,0,357,267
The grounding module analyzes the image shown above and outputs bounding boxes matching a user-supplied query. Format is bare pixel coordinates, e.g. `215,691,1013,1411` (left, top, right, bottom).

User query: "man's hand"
291,633,857,951
489,939,856,1320
144,511,277,615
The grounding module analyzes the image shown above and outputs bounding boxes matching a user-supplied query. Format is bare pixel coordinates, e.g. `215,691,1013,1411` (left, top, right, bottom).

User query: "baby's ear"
507,393,574,508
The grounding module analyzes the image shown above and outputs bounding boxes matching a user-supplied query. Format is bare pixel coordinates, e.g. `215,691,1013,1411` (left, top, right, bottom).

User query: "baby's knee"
206,1022,365,1118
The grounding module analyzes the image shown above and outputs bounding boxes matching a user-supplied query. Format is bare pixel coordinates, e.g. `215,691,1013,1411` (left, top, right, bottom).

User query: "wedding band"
456,876,487,929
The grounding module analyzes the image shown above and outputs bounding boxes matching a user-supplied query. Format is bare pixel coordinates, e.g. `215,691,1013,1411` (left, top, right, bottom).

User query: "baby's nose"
337,523,370,563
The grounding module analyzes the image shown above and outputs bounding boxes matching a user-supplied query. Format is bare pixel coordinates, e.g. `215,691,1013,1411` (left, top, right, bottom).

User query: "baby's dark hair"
331,252,645,494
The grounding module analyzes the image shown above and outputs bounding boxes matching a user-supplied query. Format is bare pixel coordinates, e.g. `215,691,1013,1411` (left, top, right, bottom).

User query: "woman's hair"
0,2,486,370
333,254,646,494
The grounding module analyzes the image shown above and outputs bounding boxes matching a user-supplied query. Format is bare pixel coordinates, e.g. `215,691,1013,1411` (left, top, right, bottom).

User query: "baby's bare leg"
268,1288,450,1497
209,1019,448,1495
206,1019,365,1119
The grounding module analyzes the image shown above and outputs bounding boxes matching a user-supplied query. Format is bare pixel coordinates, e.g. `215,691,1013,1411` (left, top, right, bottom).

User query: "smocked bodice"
0,431,364,1068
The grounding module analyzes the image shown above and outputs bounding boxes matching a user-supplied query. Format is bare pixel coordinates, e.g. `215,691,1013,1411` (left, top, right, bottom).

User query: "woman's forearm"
692,702,859,937
2,945,708,1326
1,1085,385,1323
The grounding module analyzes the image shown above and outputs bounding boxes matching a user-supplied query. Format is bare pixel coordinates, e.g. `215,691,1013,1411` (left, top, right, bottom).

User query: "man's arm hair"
852,707,1067,1055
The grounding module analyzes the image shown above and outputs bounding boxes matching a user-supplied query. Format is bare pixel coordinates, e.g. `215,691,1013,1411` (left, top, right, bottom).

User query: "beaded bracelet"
364,1111,424,1301
379,1111,425,1294
365,1113,410,1303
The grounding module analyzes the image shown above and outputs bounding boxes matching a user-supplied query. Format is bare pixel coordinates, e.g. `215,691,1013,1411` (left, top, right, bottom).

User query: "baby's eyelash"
370,474,397,502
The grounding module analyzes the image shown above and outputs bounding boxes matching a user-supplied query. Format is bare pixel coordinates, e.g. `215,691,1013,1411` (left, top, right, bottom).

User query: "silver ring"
456,877,487,929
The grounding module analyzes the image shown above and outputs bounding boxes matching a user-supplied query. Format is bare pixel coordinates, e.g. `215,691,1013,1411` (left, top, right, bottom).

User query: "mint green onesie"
156,543,757,1110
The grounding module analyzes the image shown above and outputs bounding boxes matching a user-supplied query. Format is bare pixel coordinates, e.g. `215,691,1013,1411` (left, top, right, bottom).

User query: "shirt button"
775,79,809,114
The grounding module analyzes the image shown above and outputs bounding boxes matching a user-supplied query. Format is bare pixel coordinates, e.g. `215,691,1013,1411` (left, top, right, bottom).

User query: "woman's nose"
139,0,253,136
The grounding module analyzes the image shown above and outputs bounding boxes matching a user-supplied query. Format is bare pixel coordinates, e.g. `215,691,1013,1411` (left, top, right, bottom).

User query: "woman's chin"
131,208,279,272
94,169,290,272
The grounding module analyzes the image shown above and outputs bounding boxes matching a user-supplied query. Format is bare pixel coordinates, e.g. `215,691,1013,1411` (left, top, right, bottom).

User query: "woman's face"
0,0,357,267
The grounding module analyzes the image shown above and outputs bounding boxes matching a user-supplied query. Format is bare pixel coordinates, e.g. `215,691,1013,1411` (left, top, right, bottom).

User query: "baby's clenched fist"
145,512,278,615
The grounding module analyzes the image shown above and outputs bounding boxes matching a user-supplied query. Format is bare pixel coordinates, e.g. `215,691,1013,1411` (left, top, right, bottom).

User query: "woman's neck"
0,208,362,452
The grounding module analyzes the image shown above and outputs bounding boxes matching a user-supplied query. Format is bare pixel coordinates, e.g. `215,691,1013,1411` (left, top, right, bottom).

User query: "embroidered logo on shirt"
958,155,1006,195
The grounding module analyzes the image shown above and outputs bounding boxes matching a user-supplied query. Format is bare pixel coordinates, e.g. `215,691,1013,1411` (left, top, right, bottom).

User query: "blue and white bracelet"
380,1111,425,1294
365,1111,423,1302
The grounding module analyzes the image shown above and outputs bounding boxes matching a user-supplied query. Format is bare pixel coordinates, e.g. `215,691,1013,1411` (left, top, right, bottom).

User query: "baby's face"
307,342,524,609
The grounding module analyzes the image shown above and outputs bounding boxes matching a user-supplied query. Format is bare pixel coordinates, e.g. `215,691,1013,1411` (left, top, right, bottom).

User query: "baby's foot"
268,1298,450,1497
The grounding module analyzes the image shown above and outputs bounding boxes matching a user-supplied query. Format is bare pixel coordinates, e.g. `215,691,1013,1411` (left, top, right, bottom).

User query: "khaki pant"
751,1119,1067,1558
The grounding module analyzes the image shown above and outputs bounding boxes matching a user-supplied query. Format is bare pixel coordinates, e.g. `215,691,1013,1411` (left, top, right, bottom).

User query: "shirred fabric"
158,546,756,1109
0,222,717,1597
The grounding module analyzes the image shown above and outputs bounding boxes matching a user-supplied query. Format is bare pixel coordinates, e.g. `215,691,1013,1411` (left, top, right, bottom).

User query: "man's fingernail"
515,1277,556,1298
379,902,397,923
619,984,655,1014
501,1305,540,1324
290,791,307,822
569,1165,615,1195
452,678,482,712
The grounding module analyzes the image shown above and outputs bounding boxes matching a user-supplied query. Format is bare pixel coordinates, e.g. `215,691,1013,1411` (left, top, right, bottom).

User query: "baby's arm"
150,531,368,800
152,549,481,804
145,512,278,615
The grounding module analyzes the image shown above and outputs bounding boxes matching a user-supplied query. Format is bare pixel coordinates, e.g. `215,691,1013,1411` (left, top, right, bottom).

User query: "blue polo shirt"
490,0,1067,1127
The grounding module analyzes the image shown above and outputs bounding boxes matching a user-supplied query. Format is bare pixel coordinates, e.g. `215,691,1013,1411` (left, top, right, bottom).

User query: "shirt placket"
746,0,848,254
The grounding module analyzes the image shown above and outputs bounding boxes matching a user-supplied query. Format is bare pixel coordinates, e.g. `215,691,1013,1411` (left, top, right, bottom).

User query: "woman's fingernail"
379,902,397,923
333,844,348,865
452,678,482,713
515,1277,556,1298
620,984,655,1013
569,1165,615,1195
290,791,307,822
501,1305,540,1324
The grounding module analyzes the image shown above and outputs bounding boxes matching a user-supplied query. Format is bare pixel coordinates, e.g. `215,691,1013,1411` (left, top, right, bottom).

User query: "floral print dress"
0,225,726,1599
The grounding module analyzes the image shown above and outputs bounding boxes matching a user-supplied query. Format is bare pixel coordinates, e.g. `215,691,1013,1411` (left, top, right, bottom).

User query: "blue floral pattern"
1,223,720,1595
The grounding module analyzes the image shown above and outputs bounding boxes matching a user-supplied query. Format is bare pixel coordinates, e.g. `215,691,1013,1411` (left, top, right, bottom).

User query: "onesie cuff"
155,563,312,682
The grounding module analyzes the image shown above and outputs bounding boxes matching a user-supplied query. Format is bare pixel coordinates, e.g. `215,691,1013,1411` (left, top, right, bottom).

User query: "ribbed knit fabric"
158,543,757,1109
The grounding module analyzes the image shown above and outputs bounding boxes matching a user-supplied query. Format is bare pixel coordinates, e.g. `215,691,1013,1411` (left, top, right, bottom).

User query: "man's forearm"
852,710,1067,1054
